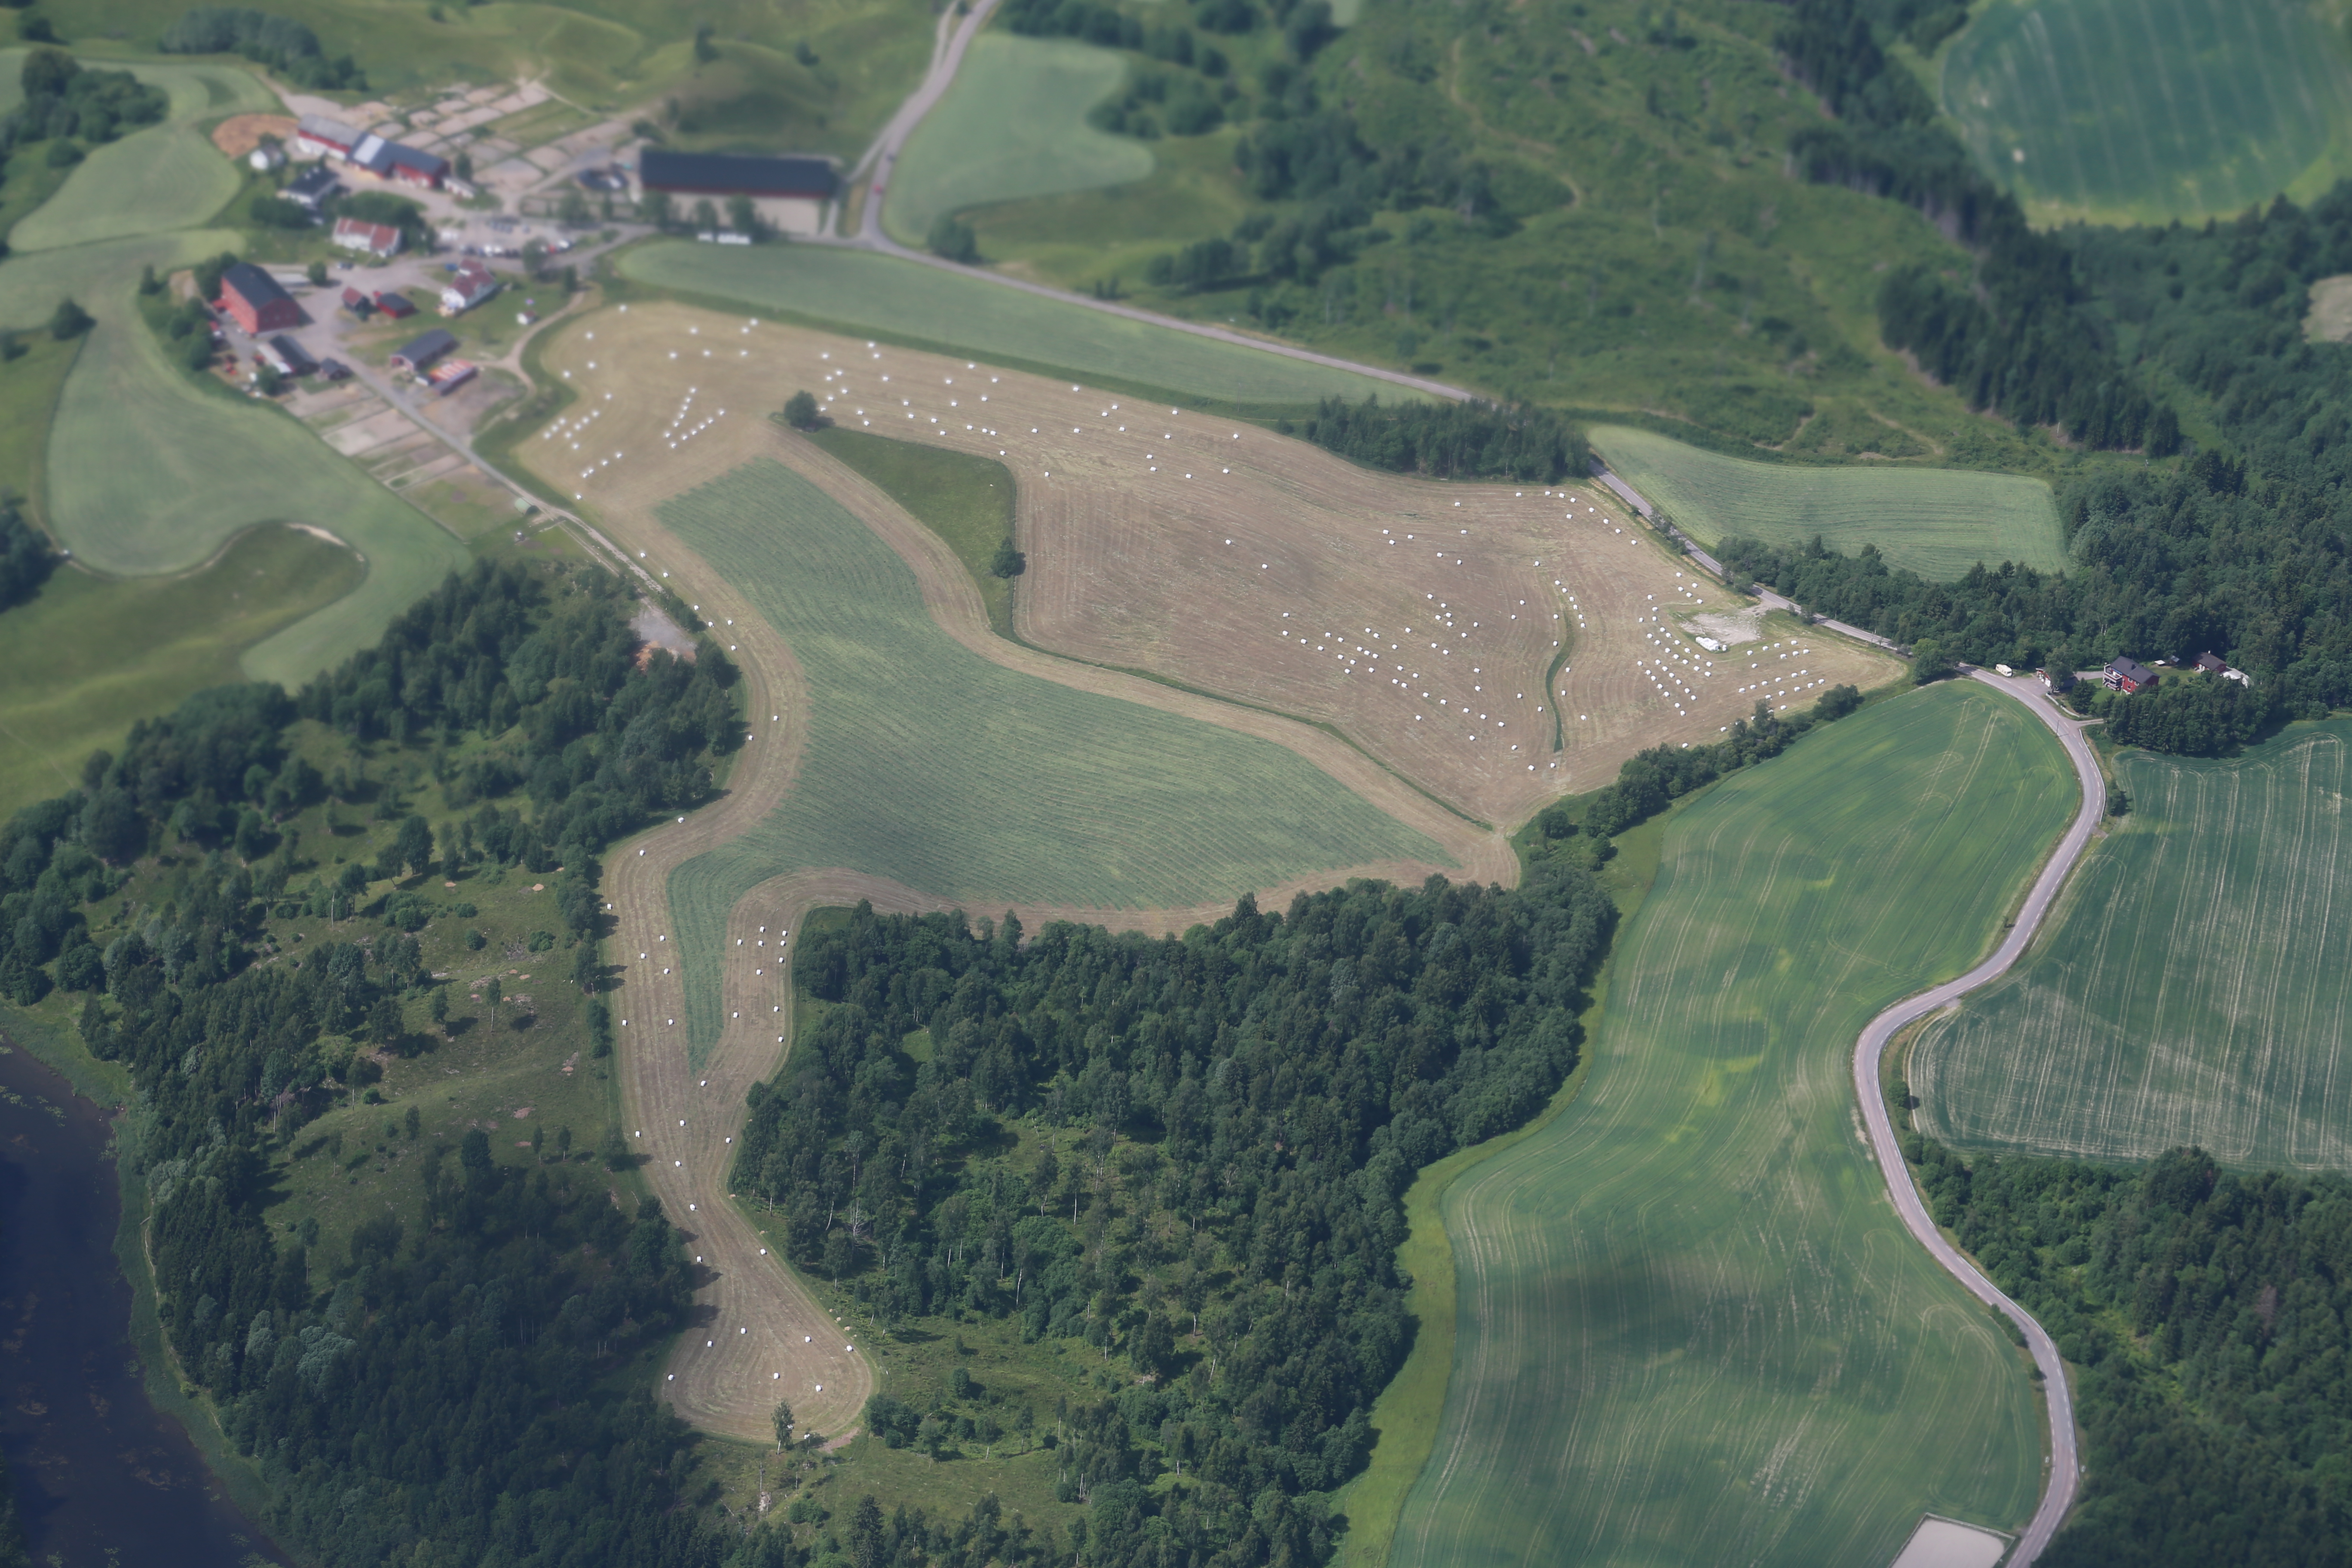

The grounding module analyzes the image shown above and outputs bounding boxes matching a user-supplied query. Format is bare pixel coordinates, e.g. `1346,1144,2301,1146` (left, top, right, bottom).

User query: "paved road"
1852,669,2102,1565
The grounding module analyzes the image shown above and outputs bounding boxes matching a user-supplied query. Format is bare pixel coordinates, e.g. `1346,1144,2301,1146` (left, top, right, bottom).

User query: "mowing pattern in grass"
806,425,1018,636
0,525,360,821
657,458,1446,1059
617,241,1410,405
883,35,1153,247
1390,683,2064,1568
1912,720,2352,1171
1944,0,2352,224
8,62,273,253
1592,425,2067,579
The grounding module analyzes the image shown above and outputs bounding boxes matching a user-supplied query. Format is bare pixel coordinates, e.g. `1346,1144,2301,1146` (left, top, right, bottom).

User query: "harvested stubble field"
537,303,1897,824
882,35,1152,247
521,314,1500,1441
1593,425,2068,580
615,240,1407,405
1943,0,2352,224
1390,683,2065,1568
1912,718,2352,1170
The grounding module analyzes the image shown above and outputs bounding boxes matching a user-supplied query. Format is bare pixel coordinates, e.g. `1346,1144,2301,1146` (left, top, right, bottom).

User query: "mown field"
1390,682,2066,1568
806,425,1018,636
1912,719,2352,1170
0,525,360,820
655,457,1448,1058
6,60,270,253
1943,0,2352,224
615,240,1410,405
1593,425,2069,579
882,35,1152,247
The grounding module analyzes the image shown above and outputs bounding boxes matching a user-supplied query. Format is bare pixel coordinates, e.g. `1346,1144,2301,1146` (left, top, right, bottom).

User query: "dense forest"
735,863,1618,1567
1285,395,1583,482
0,560,770,1567
4,47,167,158
0,501,55,614
1904,1130,2352,1566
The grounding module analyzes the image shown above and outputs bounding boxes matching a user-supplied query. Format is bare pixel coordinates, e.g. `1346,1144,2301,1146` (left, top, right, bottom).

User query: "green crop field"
617,241,1413,406
12,231,469,682
8,61,271,253
882,35,1153,247
1943,0,2352,224
1912,719,2352,1171
658,457,1446,1063
0,525,361,820
1389,683,2067,1568
1593,425,2068,579
807,426,1019,636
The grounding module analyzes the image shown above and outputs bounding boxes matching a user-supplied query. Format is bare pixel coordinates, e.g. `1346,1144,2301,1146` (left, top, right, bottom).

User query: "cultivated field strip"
1592,425,2067,579
1389,685,2062,1568
538,303,1895,823
1944,0,2352,223
1914,722,2352,1170
618,242,1412,404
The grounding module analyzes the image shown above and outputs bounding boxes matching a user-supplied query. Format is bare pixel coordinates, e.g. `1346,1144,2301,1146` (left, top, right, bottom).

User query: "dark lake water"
0,1040,287,1568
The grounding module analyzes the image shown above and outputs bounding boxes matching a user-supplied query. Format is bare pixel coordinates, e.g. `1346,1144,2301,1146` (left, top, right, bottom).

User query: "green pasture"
806,425,1018,636
616,240,1413,407
0,526,360,820
882,35,1153,247
42,0,933,153
1913,719,2352,1171
1390,682,2067,1568
9,231,469,681
965,129,1256,295
657,458,1445,1066
1592,425,2068,578
9,61,271,253
1943,0,2352,224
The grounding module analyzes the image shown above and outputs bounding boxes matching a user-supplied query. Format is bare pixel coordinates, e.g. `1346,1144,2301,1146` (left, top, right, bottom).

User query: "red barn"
217,262,302,334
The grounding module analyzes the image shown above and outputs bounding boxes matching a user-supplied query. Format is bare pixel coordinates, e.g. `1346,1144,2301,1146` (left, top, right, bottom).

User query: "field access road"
1853,669,2102,1565
830,0,1473,406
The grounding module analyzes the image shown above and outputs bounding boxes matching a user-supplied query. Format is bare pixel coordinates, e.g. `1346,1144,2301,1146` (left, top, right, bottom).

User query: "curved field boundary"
1850,671,2104,1566
882,35,1152,247
1590,425,2067,579
1390,683,2067,1568
550,411,1504,1443
1911,719,2352,1170
1942,0,2352,225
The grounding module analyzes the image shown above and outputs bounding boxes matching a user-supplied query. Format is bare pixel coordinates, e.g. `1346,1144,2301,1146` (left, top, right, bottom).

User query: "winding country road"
1854,669,2104,1565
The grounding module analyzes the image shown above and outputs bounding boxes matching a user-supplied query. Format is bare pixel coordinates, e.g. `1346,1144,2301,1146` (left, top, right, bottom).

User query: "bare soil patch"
209,113,297,159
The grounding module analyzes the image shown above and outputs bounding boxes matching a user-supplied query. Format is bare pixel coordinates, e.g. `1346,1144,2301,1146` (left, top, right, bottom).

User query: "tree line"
1902,1123,2352,1566
158,7,365,91
0,558,772,1566
3,47,167,167
1284,394,1584,483
735,863,1617,1566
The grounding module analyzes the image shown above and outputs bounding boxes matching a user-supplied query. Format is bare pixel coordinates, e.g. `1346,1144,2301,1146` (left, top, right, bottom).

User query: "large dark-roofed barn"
637,150,839,235
217,261,303,334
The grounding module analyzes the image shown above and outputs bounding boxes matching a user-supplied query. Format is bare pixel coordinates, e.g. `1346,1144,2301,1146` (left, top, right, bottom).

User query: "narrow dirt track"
530,378,1511,1442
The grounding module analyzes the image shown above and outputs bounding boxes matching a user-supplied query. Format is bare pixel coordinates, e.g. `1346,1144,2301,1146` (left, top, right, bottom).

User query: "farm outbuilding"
350,132,448,190
391,328,459,375
216,262,303,334
262,335,315,377
2037,667,2076,692
284,164,341,210
374,291,417,318
293,113,360,160
2105,657,2159,694
2195,652,2228,675
637,149,840,236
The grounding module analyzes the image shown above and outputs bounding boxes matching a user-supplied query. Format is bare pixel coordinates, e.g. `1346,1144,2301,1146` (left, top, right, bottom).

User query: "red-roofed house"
438,260,499,316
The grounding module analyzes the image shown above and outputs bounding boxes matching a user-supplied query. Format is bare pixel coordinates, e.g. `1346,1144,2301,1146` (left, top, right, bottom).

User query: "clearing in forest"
1389,683,2067,1568
1592,426,2067,579
535,304,1897,824
1912,720,2352,1170
1942,0,2352,224
882,35,1153,247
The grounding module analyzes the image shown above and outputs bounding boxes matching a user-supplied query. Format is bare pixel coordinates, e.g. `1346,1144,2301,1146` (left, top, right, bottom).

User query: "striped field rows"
1913,721,2352,1170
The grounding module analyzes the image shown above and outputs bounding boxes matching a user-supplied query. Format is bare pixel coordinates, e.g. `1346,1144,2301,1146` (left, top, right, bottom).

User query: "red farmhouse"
217,262,302,334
